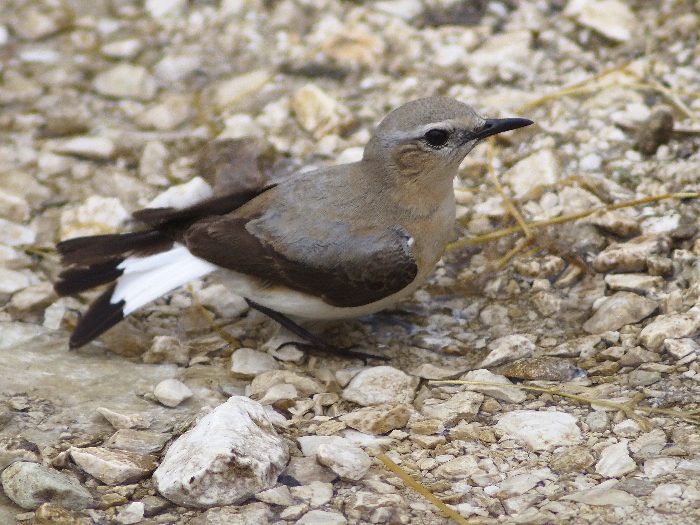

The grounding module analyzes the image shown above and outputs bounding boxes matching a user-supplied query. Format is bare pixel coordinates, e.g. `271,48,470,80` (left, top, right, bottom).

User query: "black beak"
473,117,534,140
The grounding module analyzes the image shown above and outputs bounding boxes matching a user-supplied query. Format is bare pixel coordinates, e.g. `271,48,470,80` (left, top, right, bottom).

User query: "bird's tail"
55,232,216,348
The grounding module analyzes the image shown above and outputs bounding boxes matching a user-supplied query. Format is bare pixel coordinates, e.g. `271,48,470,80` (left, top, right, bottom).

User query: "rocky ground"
2,0,700,524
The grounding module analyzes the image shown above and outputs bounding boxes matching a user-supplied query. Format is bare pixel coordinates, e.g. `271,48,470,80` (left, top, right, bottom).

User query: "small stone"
0,462,94,511
10,1,73,40
566,0,638,42
136,94,192,131
646,255,674,276
145,0,186,18
147,177,213,210
644,457,679,478
639,308,700,351
480,334,536,368
256,485,294,506
466,30,533,85
619,346,659,367
291,84,352,139
93,64,157,101
101,38,143,59
563,485,636,506
461,369,526,403
593,235,670,273
612,419,641,438
153,379,193,407
585,411,609,431
297,509,347,525
60,196,129,240
583,292,657,333
231,348,280,378
193,501,271,525
96,407,151,430
104,429,170,455
604,274,665,296
496,411,581,451
250,370,323,398
664,338,699,360
550,446,595,473
409,363,466,379
51,136,115,160
153,396,289,508
0,218,36,246
339,404,411,435
0,438,41,470
70,447,157,485
418,391,483,425
650,483,684,508
280,504,308,520
289,481,333,507
213,70,271,110
635,107,674,155
283,456,337,485
0,268,32,294
627,370,661,387
434,456,482,481
0,189,30,222
548,335,601,357
10,282,55,312
595,441,636,477
498,357,585,382
316,442,371,481
505,149,559,199
616,478,656,497
587,211,641,238
198,285,249,319
342,366,418,406
142,336,190,366
116,502,145,525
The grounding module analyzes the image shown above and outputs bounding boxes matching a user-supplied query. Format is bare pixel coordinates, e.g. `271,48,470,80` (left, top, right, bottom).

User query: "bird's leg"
245,299,387,361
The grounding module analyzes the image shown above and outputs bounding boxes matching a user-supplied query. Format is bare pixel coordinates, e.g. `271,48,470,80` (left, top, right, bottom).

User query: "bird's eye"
424,129,450,148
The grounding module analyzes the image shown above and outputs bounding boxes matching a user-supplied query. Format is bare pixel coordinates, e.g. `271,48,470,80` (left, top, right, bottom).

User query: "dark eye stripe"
424,129,450,148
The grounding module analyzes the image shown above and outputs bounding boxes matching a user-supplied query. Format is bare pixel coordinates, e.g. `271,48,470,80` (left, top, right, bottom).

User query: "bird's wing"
182,214,418,308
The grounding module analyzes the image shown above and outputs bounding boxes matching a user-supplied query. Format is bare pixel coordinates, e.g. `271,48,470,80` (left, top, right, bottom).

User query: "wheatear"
55,97,532,354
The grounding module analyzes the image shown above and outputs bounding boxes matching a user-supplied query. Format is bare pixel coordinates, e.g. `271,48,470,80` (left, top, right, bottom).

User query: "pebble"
434,456,483,481
339,404,411,434
595,440,637,477
101,38,143,59
104,429,171,455
59,196,130,240
256,485,295,506
605,273,664,297
549,446,595,473
636,108,674,155
419,391,483,425
153,378,193,407
341,366,418,406
583,291,657,333
593,235,670,273
115,502,145,525
461,369,526,403
213,70,271,110
142,336,190,366
198,284,249,319
70,447,157,485
505,149,559,199
147,177,213,210
466,30,533,85
297,509,347,525
153,396,289,508
145,0,186,18
480,334,536,368
496,411,581,451
644,457,679,478
93,64,157,101
0,268,32,294
316,442,371,481
96,407,151,430
563,485,636,506
230,348,280,378
612,419,641,438
627,370,661,386
409,362,466,379
664,338,699,360
0,218,36,246
0,461,94,511
290,481,333,507
587,211,641,238
0,188,30,222
283,456,337,485
638,308,700,351
499,356,585,382
10,2,73,40
136,94,193,131
51,136,115,160
291,84,352,139
0,438,41,470
566,0,638,42
250,370,323,398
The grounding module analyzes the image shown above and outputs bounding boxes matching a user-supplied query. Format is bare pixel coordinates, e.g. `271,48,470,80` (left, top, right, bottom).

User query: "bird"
54,96,532,356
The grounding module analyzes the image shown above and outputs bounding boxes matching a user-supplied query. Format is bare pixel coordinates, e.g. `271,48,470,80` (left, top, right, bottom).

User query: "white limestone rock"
291,83,352,139
639,308,700,351
583,292,657,333
419,391,483,425
297,509,347,525
496,410,581,451
566,0,639,42
147,177,213,210
50,136,115,160
153,396,289,508
231,347,280,378
59,196,129,240
116,501,145,525
316,442,371,481
70,447,157,485
0,218,36,246
461,369,527,403
0,461,94,510
339,404,412,435
342,366,418,406
213,70,271,110
505,149,559,199
595,440,636,477
153,378,193,407
93,64,157,101
480,334,536,368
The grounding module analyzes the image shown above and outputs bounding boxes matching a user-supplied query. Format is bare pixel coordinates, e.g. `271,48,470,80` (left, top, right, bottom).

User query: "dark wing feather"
183,217,417,308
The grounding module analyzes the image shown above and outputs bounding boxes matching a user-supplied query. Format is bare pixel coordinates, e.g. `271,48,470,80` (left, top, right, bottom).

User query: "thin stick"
448,192,700,251
377,454,478,525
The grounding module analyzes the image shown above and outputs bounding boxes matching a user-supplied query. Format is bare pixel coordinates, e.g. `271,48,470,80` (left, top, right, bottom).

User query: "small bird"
55,97,532,355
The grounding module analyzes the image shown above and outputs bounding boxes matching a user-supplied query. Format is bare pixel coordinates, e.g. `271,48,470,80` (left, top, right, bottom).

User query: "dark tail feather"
57,231,172,266
54,259,124,296
69,284,125,349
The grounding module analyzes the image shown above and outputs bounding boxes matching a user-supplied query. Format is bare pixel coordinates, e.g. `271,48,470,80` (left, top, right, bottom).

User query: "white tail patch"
112,244,217,315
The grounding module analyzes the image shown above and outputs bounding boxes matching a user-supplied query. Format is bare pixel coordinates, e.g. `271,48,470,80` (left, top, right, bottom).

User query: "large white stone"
342,366,418,406
496,410,581,451
316,442,371,481
153,378,193,408
595,440,636,477
153,396,289,508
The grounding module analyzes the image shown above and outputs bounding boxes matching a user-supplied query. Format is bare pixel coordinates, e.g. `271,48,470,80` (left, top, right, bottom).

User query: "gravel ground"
2,1,700,524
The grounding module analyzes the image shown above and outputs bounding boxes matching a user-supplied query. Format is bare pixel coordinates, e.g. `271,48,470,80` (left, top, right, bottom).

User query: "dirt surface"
1,1,700,524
